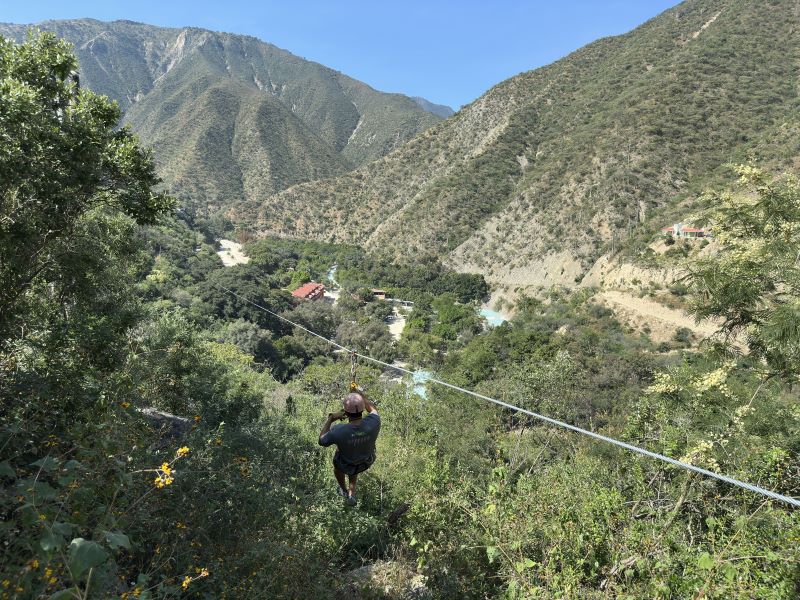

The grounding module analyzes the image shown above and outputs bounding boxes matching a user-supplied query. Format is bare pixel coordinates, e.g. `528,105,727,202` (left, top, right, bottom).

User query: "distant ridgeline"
256,0,799,291
0,19,448,217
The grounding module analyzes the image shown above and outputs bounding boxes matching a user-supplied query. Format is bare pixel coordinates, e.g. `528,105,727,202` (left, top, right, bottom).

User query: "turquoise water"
480,308,507,327
411,369,432,399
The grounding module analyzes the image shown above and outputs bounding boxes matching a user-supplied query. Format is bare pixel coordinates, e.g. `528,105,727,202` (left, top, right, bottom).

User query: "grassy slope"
256,0,799,289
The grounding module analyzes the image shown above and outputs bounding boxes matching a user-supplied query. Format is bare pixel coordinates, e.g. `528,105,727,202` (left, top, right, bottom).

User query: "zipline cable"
349,350,359,391
215,283,800,509
216,284,349,351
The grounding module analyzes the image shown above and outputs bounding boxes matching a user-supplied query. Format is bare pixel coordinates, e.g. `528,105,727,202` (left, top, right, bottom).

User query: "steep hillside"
254,0,799,290
0,19,443,209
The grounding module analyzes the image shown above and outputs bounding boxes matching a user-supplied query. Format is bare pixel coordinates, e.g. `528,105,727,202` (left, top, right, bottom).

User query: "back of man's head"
343,392,365,414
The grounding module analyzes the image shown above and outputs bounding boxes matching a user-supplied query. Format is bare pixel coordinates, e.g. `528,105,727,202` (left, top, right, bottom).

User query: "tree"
336,320,396,363
214,318,277,364
286,300,340,339
197,265,294,334
364,300,394,322
507,350,582,424
0,32,172,336
688,167,800,380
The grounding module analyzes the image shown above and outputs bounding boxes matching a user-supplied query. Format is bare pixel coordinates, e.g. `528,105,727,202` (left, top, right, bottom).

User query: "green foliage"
674,326,693,346
336,320,396,363
669,282,690,297
0,31,172,336
128,310,275,425
248,237,490,306
196,265,294,332
688,167,800,380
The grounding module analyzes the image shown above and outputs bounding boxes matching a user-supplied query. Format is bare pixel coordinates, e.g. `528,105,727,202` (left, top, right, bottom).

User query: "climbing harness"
214,283,800,509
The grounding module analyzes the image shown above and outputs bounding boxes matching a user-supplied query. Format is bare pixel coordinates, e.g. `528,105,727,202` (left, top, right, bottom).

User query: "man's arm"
319,410,344,445
360,390,378,415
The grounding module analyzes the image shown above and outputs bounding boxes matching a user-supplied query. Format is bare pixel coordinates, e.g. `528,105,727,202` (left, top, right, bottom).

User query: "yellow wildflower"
182,576,192,590
121,401,131,409
646,372,678,395
154,463,174,488
680,439,720,470
44,568,52,578
38,514,47,521
48,577,57,585
1,581,9,589
176,522,187,529
29,559,39,569
193,415,201,422
153,474,175,489
176,446,190,458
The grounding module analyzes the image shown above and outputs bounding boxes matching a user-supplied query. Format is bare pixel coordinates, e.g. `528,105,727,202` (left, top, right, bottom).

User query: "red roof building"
292,282,325,301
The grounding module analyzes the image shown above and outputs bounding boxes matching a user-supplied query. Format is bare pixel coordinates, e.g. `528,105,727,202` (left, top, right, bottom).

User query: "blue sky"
2,1,680,109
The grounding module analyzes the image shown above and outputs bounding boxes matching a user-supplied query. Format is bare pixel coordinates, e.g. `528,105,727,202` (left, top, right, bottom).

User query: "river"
479,308,507,327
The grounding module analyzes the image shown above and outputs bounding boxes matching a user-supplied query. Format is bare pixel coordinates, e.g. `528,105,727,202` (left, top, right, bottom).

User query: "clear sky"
2,1,680,109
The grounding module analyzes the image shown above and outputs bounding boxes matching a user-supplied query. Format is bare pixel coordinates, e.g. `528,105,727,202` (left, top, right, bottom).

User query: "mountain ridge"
412,96,455,118
0,18,446,211
246,0,799,293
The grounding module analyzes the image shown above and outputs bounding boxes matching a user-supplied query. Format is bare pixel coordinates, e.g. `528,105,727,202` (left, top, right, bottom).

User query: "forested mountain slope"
0,19,443,209
256,0,799,290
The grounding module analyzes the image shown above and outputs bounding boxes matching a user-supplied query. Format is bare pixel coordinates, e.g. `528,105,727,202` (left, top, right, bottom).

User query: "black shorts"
333,453,375,476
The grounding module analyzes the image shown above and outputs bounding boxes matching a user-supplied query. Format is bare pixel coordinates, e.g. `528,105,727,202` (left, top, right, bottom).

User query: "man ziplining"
319,388,380,506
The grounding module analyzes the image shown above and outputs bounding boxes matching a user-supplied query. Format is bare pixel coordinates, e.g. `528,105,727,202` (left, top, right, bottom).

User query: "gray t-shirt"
319,413,381,466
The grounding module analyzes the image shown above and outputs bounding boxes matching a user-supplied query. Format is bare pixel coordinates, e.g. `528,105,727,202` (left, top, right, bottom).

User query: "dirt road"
597,290,719,343
387,306,407,341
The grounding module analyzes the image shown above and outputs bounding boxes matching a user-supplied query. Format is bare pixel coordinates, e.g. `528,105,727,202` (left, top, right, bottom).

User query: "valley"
2,2,800,598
